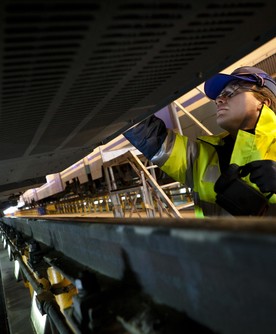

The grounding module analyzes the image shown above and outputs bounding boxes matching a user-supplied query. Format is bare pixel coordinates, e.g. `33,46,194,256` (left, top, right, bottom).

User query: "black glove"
124,115,167,160
240,160,276,193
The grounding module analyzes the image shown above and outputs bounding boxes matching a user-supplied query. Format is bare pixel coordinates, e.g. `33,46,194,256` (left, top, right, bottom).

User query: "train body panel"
101,147,142,163
21,188,38,205
20,135,136,205
36,174,64,201
60,159,89,186
85,147,103,180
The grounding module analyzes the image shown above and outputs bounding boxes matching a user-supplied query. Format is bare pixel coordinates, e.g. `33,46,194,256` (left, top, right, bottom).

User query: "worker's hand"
124,115,167,160
241,160,276,193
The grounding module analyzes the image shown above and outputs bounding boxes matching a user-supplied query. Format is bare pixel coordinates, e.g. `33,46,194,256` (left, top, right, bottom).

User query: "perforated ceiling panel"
0,0,274,205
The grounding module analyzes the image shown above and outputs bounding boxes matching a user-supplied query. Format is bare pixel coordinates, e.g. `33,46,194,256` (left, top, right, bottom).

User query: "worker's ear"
263,98,272,107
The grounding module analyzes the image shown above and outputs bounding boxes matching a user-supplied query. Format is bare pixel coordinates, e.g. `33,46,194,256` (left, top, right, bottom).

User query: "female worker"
124,66,276,217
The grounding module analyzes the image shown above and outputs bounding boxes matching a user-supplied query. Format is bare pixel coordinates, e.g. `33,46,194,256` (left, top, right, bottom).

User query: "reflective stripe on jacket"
151,105,276,217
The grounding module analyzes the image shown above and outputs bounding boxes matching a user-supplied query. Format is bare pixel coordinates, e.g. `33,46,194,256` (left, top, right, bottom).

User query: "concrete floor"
0,244,35,334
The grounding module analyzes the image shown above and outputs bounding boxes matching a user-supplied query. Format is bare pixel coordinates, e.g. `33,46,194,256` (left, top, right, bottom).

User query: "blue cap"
204,66,276,100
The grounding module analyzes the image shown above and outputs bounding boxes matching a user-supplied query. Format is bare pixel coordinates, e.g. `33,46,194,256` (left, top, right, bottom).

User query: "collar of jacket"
255,104,276,137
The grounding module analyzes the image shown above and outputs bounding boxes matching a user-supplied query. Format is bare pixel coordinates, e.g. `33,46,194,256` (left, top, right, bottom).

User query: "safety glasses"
215,85,259,101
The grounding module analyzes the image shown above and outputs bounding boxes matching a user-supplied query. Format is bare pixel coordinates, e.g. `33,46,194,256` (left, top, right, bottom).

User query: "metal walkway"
103,150,190,218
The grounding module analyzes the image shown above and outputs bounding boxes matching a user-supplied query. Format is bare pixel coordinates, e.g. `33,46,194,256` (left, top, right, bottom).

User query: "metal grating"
1,2,99,158
0,0,274,204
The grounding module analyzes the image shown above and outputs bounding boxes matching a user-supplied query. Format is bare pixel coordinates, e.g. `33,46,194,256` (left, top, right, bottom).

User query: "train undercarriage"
1,215,276,334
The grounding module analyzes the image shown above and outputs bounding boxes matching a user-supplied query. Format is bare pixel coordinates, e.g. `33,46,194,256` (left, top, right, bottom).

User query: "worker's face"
215,83,263,136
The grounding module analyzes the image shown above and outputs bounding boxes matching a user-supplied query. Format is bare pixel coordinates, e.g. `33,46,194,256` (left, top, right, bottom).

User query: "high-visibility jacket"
151,105,276,217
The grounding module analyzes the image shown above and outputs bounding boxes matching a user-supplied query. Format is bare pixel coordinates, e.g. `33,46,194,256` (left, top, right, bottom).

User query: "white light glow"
3,206,18,215
17,199,25,208
31,291,47,334
14,260,21,281
3,198,26,216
